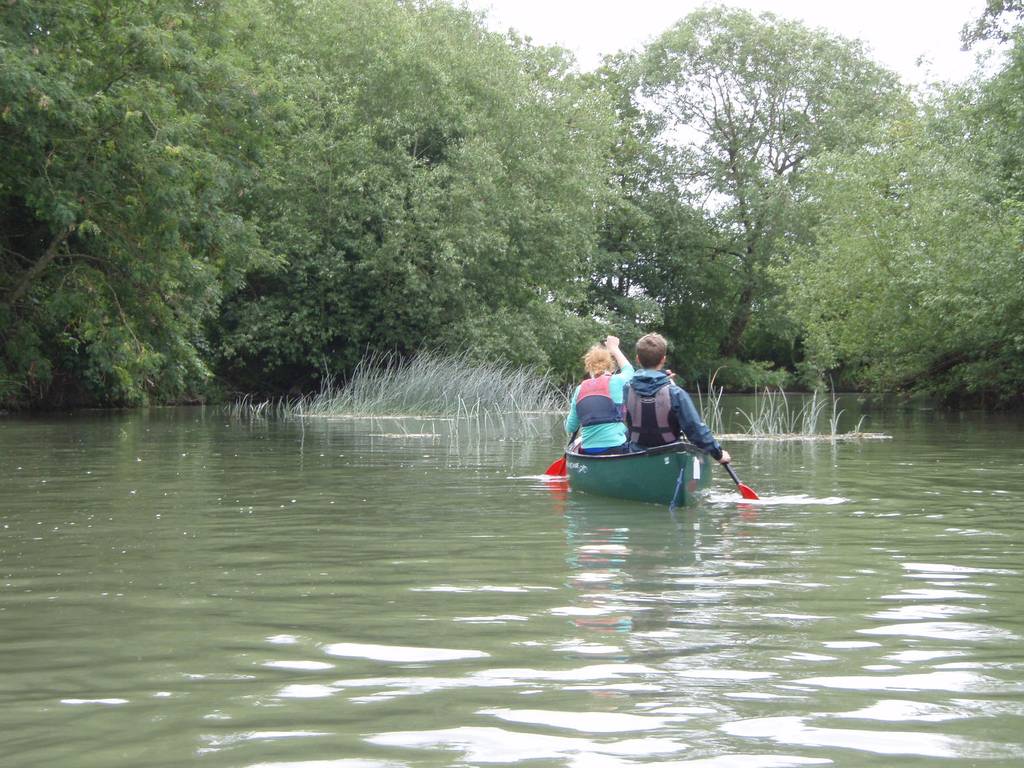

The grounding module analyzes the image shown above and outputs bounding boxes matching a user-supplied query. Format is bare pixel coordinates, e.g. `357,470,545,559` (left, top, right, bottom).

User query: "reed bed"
226,356,885,442
703,385,878,441
227,351,566,420
695,378,726,437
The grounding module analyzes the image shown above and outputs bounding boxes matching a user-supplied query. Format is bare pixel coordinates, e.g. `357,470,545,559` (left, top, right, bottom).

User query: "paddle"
668,463,688,511
545,454,567,476
545,431,579,476
722,462,759,500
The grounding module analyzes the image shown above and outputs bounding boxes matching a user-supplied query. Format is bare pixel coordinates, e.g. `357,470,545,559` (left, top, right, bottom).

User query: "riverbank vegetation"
3,1,1022,410
235,351,565,420
697,379,883,441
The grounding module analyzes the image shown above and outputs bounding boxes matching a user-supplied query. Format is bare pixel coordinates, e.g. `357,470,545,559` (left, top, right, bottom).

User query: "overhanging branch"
3,226,73,307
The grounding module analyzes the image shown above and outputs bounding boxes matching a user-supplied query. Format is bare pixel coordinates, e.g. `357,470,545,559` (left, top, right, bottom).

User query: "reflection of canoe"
566,442,713,506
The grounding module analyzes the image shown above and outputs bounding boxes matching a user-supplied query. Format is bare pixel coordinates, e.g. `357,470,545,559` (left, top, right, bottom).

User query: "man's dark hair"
636,333,668,368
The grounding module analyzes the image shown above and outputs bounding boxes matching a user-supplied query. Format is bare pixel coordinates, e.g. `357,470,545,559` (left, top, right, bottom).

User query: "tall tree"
639,6,904,360
787,95,1024,404
0,0,269,406
965,1,1024,203
583,53,728,379
212,0,613,392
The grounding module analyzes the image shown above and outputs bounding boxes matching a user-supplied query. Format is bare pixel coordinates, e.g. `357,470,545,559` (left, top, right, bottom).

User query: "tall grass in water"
231,351,566,419
700,384,869,439
695,377,725,437
736,388,828,436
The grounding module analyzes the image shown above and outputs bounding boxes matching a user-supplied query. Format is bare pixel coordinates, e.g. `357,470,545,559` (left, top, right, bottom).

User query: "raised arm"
604,335,630,372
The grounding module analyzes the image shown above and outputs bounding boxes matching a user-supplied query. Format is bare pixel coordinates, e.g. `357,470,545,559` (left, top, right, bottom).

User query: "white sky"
461,0,995,84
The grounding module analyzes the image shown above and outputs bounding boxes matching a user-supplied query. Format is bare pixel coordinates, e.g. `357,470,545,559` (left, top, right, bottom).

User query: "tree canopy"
2,1,1021,408
1,0,269,404
639,7,905,364
211,0,613,394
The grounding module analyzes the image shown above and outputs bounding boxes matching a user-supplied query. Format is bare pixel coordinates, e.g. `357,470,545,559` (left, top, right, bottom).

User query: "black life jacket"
575,374,621,427
625,385,679,446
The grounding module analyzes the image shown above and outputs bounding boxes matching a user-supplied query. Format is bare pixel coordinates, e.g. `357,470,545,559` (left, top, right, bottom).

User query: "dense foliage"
1,0,270,405
2,1,1021,408
211,0,611,394
788,2,1024,405
639,8,905,365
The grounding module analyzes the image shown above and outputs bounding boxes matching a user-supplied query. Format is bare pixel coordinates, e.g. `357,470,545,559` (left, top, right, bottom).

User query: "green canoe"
566,442,713,506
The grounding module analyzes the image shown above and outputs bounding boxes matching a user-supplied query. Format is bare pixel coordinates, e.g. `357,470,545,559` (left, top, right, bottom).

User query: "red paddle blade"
545,455,567,476
737,482,759,500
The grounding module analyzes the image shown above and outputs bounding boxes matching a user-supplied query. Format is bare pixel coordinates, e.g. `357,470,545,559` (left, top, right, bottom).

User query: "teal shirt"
565,362,635,449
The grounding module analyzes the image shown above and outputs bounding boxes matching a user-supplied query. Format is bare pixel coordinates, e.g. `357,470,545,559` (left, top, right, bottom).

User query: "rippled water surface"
2,404,1023,767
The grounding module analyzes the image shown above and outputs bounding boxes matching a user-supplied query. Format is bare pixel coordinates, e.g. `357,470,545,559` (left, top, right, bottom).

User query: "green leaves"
788,88,1024,404
211,0,611,393
4,1,1020,407
1,0,265,406
639,7,905,361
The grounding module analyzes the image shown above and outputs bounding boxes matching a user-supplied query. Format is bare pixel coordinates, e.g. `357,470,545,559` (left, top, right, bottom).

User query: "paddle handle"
722,460,760,500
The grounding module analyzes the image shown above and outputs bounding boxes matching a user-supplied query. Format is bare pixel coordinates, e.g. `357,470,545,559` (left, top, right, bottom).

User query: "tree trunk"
4,226,71,307
719,282,754,358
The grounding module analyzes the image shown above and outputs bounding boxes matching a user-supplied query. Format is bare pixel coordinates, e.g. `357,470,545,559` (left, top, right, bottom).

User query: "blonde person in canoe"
564,336,634,455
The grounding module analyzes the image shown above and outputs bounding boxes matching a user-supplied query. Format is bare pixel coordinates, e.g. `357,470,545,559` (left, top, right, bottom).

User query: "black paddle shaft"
723,462,741,486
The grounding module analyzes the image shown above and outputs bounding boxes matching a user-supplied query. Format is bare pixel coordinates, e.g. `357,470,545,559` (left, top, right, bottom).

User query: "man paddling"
623,333,732,465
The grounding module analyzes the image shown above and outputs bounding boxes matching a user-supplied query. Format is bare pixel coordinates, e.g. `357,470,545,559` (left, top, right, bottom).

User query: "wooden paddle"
723,462,759,500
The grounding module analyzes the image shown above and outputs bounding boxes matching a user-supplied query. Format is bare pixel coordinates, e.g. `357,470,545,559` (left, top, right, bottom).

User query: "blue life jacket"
575,374,621,427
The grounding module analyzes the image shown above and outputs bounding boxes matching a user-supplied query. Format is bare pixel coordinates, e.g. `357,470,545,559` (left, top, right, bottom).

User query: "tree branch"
4,226,73,307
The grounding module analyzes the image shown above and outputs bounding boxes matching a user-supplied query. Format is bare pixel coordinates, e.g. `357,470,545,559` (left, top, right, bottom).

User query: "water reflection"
367,725,689,764
2,406,1024,767
722,715,967,758
322,642,489,663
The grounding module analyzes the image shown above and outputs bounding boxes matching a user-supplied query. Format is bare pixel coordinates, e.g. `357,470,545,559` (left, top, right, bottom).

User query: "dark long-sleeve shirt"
623,369,723,460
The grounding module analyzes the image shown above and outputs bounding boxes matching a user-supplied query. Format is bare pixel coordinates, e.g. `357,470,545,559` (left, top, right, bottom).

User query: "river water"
1,403,1023,767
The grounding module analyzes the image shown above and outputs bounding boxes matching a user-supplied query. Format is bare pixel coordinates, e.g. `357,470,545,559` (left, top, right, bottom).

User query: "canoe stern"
567,444,713,506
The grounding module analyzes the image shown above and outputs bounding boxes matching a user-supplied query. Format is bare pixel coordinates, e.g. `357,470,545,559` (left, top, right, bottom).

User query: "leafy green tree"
963,0,1024,45
639,6,905,365
212,0,613,392
965,4,1024,205
787,101,1024,404
0,0,268,406
785,2,1024,405
581,53,726,379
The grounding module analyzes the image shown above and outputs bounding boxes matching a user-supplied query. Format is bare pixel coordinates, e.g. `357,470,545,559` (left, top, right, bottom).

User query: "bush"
705,359,791,391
